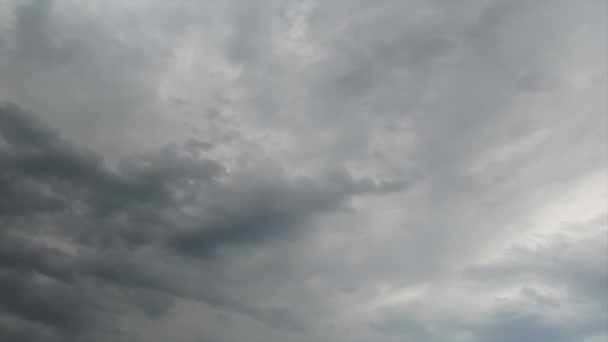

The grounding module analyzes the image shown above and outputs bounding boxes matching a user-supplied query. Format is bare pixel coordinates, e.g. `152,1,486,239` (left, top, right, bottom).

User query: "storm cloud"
0,0,606,341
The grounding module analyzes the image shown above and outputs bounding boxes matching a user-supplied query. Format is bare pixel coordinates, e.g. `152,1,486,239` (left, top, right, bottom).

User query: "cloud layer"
0,0,606,341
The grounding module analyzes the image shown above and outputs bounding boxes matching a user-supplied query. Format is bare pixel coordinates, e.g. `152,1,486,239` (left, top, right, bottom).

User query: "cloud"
0,102,405,340
0,0,606,341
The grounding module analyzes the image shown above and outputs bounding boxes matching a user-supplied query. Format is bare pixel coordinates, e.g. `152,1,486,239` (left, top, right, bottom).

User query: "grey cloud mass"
0,0,606,341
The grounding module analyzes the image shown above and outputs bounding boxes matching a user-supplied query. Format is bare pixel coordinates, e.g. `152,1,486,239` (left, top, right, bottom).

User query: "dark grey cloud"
474,312,576,342
166,166,392,257
0,102,403,340
0,270,101,333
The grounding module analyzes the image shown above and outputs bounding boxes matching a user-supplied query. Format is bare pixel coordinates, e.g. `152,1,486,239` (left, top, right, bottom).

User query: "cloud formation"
0,0,606,341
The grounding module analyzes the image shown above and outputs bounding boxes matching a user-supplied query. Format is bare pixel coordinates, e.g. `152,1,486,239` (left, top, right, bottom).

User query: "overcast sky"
0,0,606,341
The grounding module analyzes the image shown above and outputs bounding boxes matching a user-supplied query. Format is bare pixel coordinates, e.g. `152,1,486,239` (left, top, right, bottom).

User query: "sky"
0,0,606,341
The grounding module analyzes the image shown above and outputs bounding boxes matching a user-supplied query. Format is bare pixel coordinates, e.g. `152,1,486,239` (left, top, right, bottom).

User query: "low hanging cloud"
0,103,405,341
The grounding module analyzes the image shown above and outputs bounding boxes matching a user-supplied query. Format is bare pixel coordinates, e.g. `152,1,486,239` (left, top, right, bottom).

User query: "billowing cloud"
0,0,606,341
